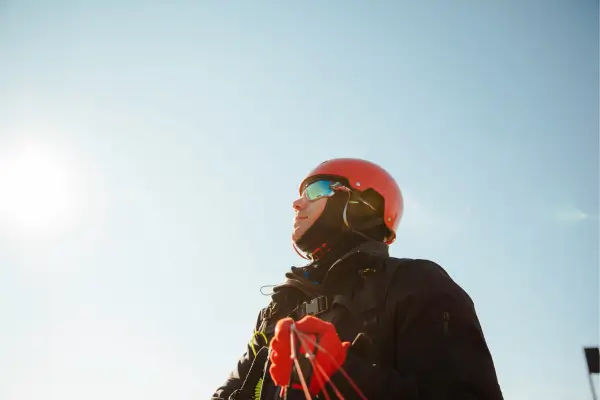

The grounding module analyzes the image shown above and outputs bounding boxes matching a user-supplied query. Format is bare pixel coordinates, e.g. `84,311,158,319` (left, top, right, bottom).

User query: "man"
212,158,504,399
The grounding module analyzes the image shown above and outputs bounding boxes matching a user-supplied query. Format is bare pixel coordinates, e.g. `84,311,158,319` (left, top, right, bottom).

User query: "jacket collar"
272,239,390,301
320,239,389,293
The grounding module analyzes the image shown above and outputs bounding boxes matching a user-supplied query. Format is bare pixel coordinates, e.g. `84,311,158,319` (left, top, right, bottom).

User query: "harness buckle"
299,296,329,318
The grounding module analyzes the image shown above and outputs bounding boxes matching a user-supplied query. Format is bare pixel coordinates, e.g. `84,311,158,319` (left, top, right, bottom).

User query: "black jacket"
211,240,504,399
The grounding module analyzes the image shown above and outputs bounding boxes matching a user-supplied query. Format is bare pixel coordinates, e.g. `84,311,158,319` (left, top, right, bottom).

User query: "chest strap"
296,295,329,319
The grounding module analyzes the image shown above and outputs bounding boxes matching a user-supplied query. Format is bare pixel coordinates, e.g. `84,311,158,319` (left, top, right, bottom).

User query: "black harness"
234,247,410,400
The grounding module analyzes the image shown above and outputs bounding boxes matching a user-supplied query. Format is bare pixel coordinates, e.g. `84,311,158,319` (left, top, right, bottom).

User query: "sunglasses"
301,180,347,201
301,180,376,211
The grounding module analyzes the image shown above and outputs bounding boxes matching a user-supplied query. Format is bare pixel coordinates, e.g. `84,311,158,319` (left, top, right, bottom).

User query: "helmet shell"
299,158,403,244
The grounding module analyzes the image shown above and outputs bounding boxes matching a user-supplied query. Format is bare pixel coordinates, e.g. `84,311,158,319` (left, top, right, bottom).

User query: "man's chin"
291,231,301,243
292,224,304,241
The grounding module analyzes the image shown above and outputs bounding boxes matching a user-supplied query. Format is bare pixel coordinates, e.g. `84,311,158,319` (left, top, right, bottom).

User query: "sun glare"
0,143,79,237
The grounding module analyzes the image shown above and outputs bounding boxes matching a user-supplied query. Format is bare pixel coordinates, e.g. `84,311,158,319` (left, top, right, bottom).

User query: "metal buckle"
303,296,328,316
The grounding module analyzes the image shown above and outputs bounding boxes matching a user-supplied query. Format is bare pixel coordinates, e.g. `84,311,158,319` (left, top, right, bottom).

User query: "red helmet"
299,158,404,244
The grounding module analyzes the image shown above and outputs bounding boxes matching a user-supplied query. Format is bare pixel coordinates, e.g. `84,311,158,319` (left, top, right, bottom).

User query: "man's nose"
293,196,307,210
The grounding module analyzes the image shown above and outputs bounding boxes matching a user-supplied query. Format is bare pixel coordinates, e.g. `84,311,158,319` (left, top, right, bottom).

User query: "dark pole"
584,347,599,400
588,373,597,400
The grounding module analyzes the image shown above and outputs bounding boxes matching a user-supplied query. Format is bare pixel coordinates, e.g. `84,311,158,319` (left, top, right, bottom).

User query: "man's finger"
294,315,334,335
274,317,294,337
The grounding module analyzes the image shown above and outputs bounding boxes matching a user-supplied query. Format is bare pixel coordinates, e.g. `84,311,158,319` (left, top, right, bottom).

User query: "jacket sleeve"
327,261,504,400
211,308,268,400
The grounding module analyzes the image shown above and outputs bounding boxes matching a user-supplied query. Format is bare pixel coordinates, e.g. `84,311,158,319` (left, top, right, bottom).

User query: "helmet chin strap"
292,231,345,261
292,241,311,260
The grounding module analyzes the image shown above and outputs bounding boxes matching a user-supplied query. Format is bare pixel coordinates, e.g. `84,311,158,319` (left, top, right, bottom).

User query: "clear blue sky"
1,1,598,399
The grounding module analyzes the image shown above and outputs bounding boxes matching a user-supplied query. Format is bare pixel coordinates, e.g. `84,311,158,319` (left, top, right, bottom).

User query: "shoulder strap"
379,257,407,309
360,257,408,366
295,257,408,361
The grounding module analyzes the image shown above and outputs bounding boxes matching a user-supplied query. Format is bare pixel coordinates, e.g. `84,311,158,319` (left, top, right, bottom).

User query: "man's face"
292,194,328,242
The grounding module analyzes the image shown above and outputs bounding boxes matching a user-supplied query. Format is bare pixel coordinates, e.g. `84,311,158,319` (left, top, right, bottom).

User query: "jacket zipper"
443,312,450,337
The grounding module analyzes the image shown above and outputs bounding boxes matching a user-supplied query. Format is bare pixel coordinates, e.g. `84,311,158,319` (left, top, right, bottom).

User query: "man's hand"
269,315,351,396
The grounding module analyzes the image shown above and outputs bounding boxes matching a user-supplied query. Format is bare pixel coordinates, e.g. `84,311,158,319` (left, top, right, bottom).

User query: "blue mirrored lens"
304,180,335,200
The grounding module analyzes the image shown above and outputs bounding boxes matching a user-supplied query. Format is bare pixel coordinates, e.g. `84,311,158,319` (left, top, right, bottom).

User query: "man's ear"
348,189,384,217
360,189,385,214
